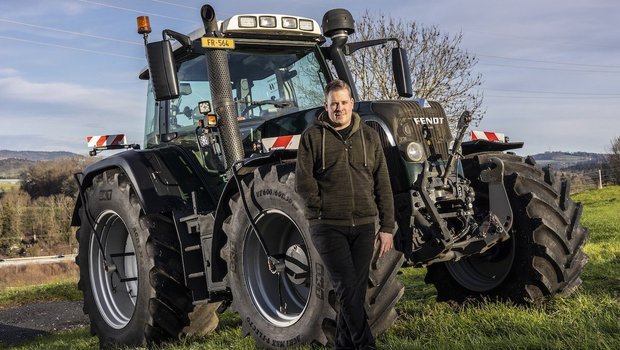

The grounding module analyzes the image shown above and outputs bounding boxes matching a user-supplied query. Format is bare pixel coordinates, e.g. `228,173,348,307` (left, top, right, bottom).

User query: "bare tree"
609,136,620,185
348,11,484,128
20,157,96,199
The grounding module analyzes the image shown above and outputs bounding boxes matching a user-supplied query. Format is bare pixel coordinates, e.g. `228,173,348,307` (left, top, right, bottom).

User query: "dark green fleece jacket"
295,111,395,233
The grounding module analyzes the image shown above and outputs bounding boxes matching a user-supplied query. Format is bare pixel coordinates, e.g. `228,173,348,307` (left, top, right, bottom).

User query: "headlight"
282,17,298,29
259,16,277,28
404,142,424,162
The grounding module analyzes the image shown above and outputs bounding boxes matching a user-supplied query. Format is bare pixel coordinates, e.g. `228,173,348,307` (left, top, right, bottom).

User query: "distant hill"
0,158,35,179
531,151,608,171
0,150,82,179
0,150,79,161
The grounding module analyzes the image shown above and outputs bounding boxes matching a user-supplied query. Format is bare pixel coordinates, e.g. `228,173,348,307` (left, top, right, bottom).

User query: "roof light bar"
222,14,322,38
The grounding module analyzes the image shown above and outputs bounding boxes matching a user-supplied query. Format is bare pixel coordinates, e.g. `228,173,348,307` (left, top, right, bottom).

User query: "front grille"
396,101,450,160
370,100,453,161
365,120,391,149
365,120,408,192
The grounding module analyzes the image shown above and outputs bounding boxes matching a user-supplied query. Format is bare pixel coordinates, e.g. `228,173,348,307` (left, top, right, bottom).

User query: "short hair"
324,79,353,100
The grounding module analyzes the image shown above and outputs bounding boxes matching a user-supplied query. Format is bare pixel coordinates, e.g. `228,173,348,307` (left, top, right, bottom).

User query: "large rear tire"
76,170,194,347
425,153,588,303
221,162,404,348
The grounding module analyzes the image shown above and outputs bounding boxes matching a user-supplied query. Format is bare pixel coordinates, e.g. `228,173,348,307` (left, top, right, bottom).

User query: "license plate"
201,37,235,49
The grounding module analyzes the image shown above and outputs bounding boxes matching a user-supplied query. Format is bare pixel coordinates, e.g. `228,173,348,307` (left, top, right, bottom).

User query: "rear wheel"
221,162,404,348
76,170,194,347
425,153,588,303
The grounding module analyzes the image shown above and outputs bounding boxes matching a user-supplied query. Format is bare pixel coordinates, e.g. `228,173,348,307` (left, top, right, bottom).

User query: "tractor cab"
140,13,332,173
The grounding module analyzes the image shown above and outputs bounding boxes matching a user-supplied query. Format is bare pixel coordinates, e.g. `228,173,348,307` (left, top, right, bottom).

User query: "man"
295,79,395,349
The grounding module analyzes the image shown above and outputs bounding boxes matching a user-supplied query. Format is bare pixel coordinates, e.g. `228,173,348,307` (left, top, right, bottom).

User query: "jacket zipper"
344,139,356,227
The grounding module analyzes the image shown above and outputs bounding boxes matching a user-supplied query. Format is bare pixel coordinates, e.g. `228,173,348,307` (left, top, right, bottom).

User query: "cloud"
0,72,145,153
0,134,86,153
0,0,89,21
0,68,19,76
0,73,143,114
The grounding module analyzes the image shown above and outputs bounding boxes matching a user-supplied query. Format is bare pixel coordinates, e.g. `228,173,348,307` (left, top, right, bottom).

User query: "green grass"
0,182,20,192
8,186,620,349
3,329,97,350
573,186,620,297
0,278,81,310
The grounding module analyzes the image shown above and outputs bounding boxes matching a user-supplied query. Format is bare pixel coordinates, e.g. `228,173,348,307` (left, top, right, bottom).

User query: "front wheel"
221,162,404,348
425,153,588,303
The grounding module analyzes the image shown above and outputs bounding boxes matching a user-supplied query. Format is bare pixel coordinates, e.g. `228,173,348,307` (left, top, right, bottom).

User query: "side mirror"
392,47,413,98
146,40,180,101
180,83,192,96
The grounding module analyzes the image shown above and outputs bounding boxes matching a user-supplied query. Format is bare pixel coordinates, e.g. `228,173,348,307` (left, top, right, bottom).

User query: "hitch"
479,157,513,232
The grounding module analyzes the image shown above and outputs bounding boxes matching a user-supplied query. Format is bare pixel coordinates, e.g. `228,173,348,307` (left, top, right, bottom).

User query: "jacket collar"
316,110,361,136
315,110,368,170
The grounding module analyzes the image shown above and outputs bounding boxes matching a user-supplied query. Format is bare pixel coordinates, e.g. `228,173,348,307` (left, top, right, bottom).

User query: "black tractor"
72,4,587,348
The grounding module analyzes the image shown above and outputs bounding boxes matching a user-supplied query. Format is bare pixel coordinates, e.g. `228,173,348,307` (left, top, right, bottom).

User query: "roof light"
259,16,276,28
282,17,298,29
136,16,151,34
299,19,314,31
238,16,257,28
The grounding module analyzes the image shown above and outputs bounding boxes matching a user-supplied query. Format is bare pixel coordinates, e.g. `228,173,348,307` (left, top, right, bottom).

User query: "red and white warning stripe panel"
471,130,506,143
261,135,301,151
87,134,126,148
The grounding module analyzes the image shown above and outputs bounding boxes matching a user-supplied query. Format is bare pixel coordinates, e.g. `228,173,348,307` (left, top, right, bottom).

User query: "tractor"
72,4,588,348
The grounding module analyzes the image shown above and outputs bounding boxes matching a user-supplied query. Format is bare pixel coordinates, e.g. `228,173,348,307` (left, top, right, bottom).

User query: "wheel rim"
243,209,311,327
445,234,516,292
89,210,138,329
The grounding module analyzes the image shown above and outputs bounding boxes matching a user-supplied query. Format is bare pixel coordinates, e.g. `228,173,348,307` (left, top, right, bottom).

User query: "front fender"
208,149,297,286
461,140,524,156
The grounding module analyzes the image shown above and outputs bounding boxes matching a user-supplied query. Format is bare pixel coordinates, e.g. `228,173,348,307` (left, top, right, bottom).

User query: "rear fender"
71,146,217,225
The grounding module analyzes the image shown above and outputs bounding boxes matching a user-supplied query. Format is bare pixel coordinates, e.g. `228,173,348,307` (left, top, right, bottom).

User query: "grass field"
0,262,79,291
0,277,81,311
0,182,20,193
5,186,620,350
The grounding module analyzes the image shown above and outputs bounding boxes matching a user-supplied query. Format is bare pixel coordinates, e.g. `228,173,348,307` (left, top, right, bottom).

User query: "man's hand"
375,231,393,258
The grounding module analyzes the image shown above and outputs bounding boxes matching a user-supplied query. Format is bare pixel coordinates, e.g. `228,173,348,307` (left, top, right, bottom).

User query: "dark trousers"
311,223,376,350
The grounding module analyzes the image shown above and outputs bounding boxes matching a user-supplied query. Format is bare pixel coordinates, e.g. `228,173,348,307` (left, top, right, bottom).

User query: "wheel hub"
284,244,309,285
89,210,138,329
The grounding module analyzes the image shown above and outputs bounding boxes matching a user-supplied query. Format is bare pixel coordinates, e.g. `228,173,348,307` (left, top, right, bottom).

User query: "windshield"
165,45,329,139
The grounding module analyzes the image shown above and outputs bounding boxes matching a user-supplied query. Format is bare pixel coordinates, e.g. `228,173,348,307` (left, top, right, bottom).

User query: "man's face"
325,88,354,130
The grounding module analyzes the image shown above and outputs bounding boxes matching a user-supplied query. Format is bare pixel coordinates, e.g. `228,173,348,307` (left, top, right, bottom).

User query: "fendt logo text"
413,117,444,125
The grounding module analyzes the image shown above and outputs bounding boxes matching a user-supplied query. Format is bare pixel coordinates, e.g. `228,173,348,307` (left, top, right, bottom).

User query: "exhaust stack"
201,5,244,169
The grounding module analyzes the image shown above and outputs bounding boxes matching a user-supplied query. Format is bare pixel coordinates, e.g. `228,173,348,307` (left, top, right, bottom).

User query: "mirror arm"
162,29,191,48
345,37,401,55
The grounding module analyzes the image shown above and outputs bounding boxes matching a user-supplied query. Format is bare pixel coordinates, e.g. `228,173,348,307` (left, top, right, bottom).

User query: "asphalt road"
0,255,77,267
0,300,88,346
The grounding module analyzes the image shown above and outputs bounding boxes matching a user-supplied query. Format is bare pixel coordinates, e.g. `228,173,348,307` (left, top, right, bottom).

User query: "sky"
1,0,619,156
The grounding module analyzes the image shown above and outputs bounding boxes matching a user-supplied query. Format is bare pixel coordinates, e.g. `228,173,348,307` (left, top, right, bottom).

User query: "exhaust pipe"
201,5,244,169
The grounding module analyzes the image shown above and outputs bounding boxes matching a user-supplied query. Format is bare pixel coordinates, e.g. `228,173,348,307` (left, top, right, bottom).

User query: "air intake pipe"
322,9,359,101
